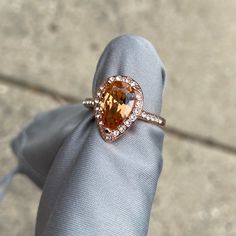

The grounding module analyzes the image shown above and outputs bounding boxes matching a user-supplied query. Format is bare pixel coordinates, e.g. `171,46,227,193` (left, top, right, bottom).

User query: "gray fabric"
11,104,85,188
11,35,166,236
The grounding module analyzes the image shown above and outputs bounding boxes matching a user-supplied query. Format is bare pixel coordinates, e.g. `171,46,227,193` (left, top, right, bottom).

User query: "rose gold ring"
83,75,166,143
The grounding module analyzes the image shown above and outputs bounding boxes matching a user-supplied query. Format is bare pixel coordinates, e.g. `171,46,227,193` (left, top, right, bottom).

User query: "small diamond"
95,107,100,111
146,114,151,121
131,82,136,87
105,136,111,141
113,130,120,137
136,93,142,99
95,114,100,119
116,75,121,81
124,120,131,127
125,78,131,83
154,116,159,122
134,107,139,114
141,112,147,118
98,121,103,125
135,101,142,108
151,115,155,121
110,77,115,82
118,125,126,133
130,114,136,121
95,98,99,104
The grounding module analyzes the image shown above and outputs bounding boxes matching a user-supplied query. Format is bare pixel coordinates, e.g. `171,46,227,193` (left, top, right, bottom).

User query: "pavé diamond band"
83,75,166,143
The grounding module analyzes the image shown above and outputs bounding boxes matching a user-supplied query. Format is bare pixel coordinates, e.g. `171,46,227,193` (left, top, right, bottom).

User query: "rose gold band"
82,98,166,128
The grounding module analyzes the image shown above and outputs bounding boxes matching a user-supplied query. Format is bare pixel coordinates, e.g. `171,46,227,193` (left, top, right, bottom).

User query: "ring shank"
82,98,166,128
137,111,166,127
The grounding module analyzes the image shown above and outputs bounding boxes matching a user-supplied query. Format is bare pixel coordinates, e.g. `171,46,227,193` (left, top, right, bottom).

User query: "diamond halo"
94,75,144,143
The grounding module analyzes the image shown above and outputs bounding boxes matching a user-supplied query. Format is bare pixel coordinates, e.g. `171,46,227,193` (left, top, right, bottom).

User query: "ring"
83,75,166,143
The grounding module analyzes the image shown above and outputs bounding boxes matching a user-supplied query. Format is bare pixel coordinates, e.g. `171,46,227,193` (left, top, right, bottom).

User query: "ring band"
83,75,166,143
83,99,166,126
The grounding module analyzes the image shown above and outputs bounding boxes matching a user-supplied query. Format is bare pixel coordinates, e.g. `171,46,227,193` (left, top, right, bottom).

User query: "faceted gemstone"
100,81,135,130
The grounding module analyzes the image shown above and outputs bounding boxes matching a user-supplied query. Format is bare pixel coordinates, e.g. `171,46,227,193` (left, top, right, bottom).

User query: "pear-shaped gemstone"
100,81,135,130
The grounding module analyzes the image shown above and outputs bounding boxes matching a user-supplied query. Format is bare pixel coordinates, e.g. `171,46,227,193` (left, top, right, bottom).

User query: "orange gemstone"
100,81,135,130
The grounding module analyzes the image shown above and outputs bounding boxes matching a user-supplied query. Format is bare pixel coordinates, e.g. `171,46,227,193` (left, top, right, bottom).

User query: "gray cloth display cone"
10,35,166,236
